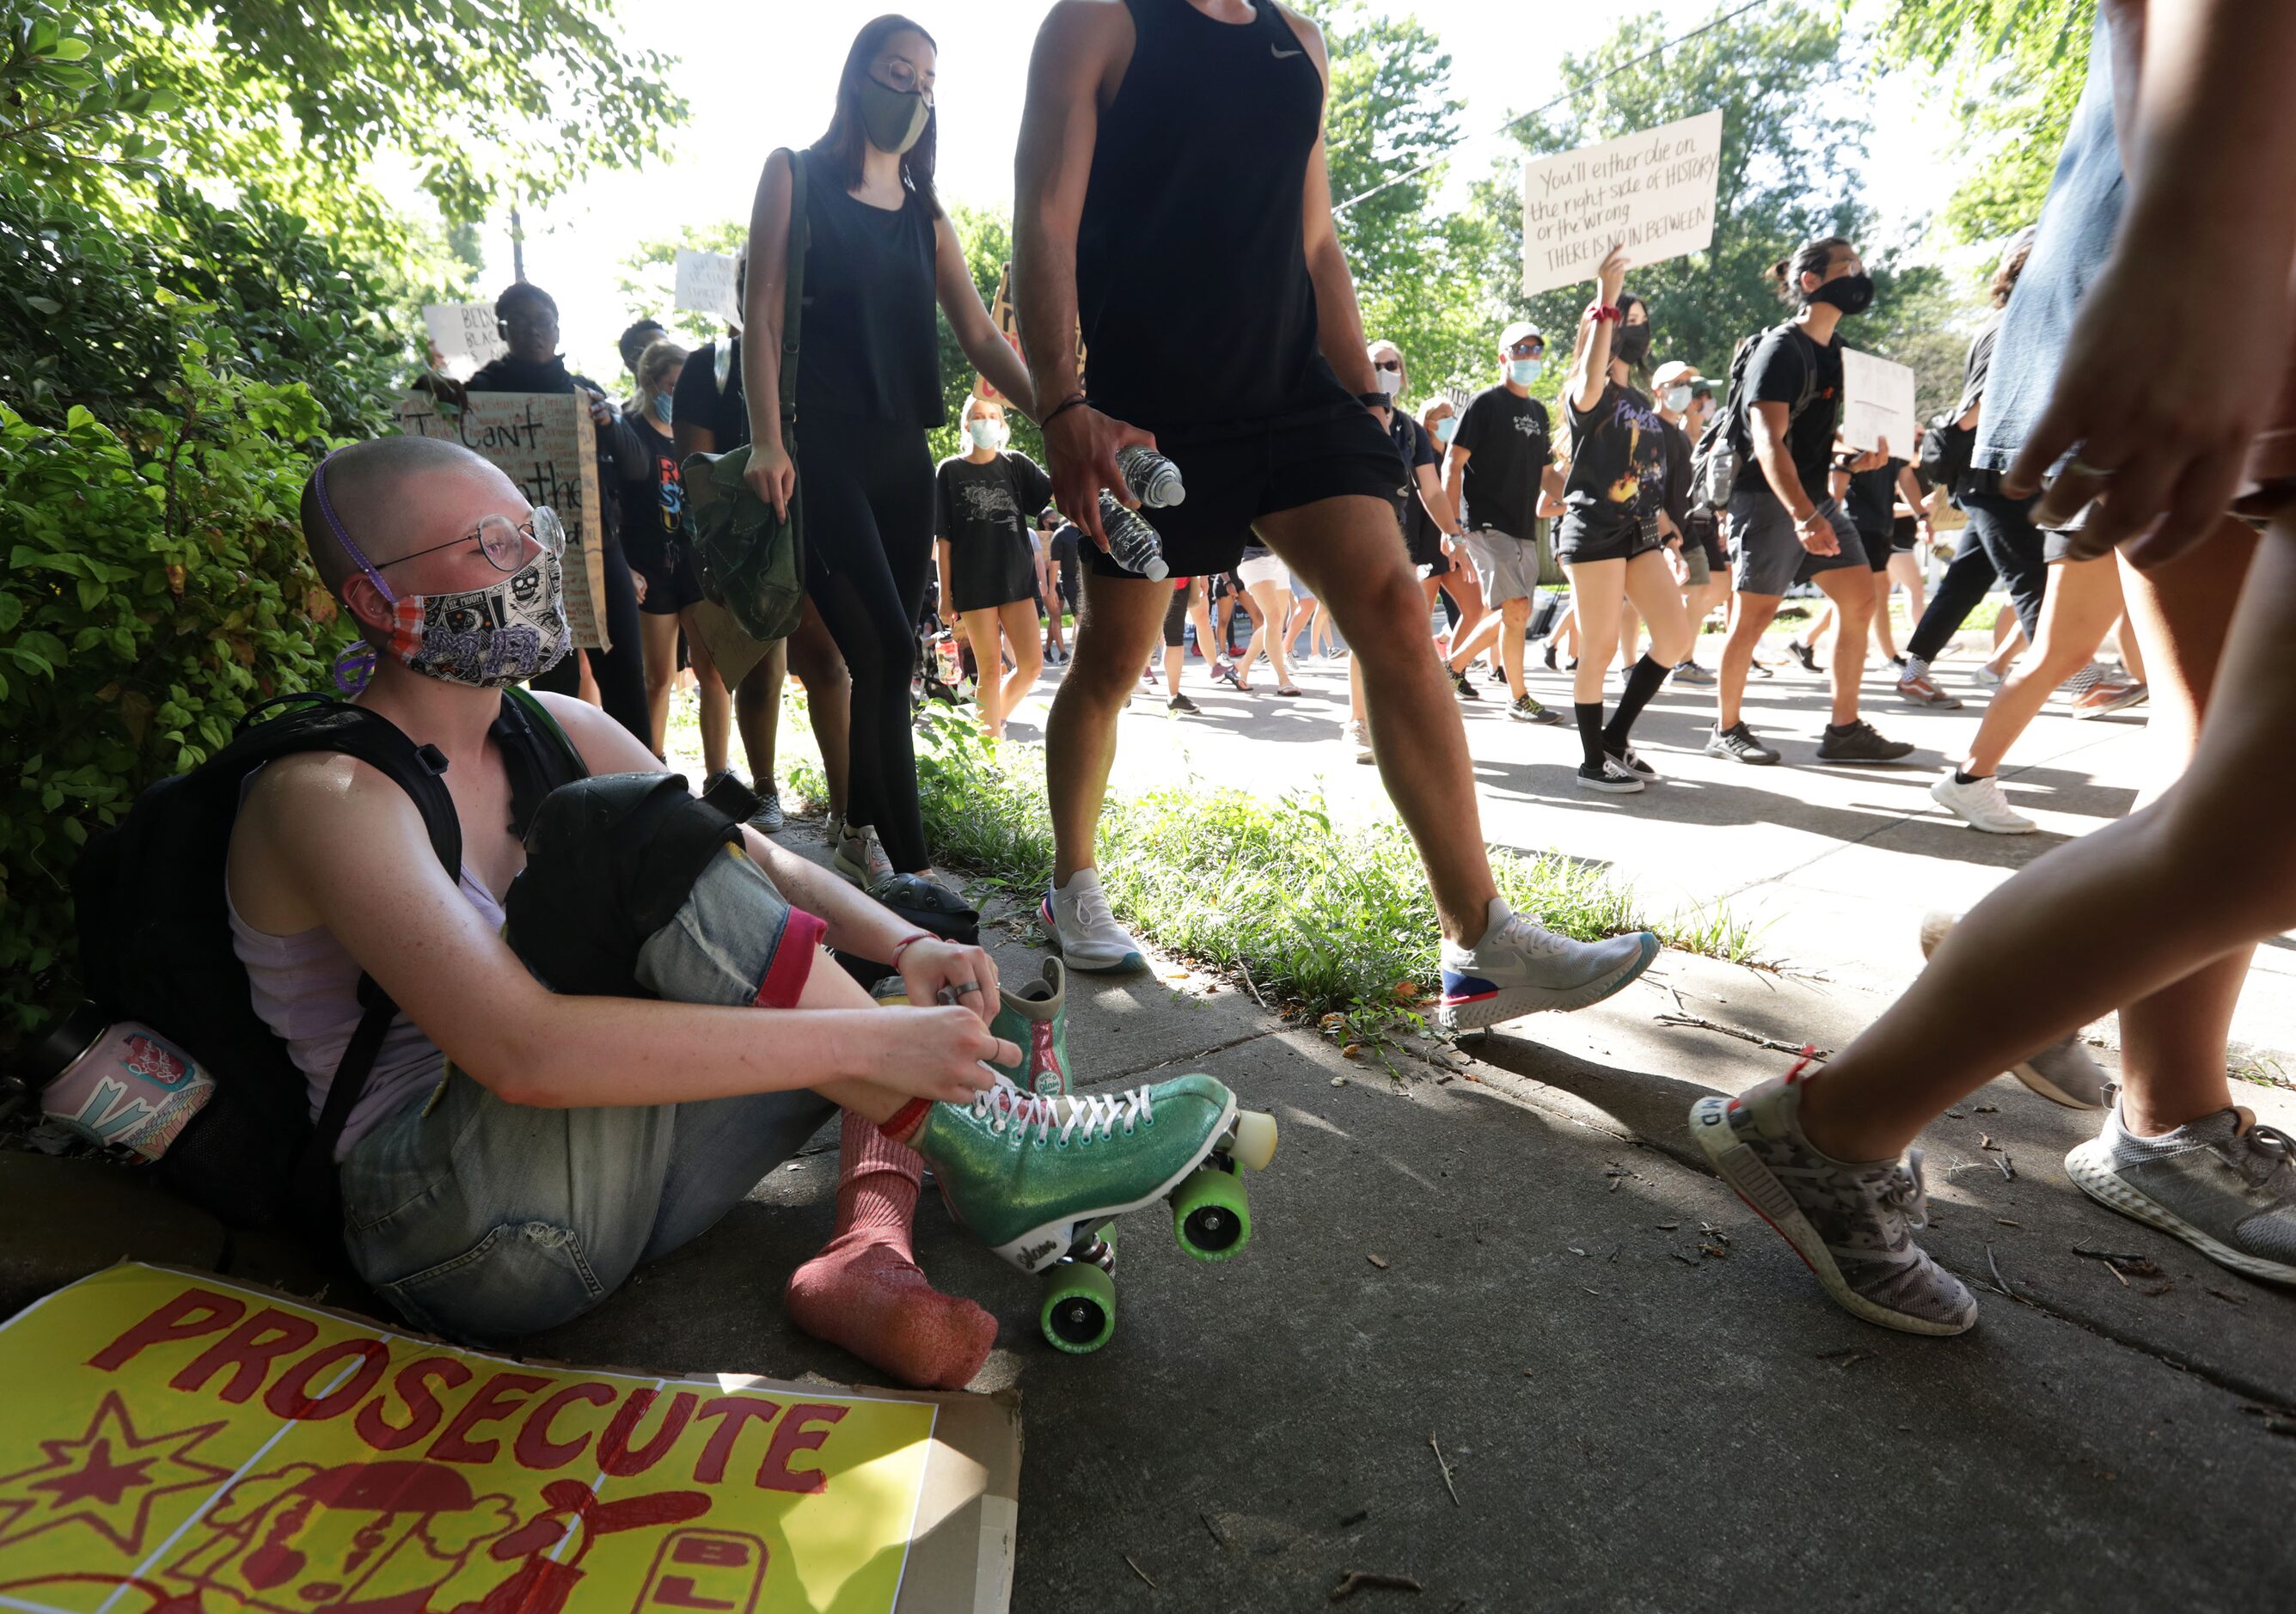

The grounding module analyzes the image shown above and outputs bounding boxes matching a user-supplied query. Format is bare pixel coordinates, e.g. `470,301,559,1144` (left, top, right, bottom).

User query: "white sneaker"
1974,664,2005,689
1040,868,1147,973
834,822,895,887
1931,773,2036,835
1437,897,1658,1030
1343,718,1374,764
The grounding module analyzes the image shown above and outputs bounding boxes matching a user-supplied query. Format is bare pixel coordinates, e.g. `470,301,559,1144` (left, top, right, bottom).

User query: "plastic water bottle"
1116,445,1185,509
1098,492,1170,581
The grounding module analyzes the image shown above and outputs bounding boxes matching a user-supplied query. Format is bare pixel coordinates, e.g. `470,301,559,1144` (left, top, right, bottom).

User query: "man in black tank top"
1013,0,1659,1024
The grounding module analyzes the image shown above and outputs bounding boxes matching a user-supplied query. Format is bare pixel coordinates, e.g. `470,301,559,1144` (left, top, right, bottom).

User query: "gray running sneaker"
2066,1105,2296,1286
1689,1070,1977,1335
1509,694,1563,725
1670,659,1717,688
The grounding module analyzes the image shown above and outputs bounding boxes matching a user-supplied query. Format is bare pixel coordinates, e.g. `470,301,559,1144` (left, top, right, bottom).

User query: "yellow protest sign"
0,1265,1019,1613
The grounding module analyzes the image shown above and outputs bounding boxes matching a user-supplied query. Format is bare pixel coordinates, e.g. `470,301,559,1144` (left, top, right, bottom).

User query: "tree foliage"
1877,0,2096,242
1466,1,1980,423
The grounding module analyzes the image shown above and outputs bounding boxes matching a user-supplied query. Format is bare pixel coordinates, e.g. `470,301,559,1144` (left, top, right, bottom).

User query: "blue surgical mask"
1663,385,1693,414
969,418,1002,450
1509,358,1543,387
652,394,673,425
1433,416,1458,445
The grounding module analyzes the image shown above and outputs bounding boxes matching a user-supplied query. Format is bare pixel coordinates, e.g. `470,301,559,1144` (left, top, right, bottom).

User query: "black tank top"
1076,0,1344,432
797,158,944,425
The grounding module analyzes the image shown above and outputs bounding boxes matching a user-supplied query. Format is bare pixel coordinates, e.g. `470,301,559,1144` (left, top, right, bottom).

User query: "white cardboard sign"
675,248,742,324
1840,346,1919,458
1521,109,1725,296
421,302,507,364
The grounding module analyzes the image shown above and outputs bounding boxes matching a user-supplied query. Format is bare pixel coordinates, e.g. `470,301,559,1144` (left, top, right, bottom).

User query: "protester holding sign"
1705,236,1915,767
740,15,1034,895
466,281,653,747
1552,250,1696,794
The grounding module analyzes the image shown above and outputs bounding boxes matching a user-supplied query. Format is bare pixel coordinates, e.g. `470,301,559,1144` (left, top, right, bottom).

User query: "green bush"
0,296,347,1048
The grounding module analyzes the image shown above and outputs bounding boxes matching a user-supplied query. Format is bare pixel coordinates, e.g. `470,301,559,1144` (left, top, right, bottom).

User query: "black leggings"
798,409,936,874
1904,488,2049,663
533,539,651,748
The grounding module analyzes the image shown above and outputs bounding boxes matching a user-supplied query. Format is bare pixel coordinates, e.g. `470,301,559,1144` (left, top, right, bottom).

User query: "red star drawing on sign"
0,1391,233,1557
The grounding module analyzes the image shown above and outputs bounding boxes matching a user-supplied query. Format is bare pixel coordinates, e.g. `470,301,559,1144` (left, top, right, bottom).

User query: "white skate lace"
971,1082,1153,1144
1068,882,1120,937
1494,914,1578,964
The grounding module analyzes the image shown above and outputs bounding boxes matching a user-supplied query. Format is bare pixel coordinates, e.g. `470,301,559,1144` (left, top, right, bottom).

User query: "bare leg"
958,608,1008,737
735,640,787,791
1962,559,2124,777
1497,597,1531,700
1264,496,1497,941
639,610,682,758
1871,567,1901,662
1618,599,1642,672
785,601,852,819
1717,590,1784,731
1567,559,1626,707
1046,572,1168,883
1622,548,1696,669
995,596,1044,726
1812,566,1876,726
678,613,732,779
1795,520,2287,1163
1889,548,1927,634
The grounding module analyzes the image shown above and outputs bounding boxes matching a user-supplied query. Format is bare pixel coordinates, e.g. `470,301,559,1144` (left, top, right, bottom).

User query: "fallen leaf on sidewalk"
1366,1252,1389,1269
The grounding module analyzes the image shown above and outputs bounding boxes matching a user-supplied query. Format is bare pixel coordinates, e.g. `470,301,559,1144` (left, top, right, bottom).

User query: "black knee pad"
504,772,742,997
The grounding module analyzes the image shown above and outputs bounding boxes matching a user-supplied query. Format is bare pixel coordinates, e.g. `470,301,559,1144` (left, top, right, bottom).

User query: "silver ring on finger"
954,981,983,995
2066,455,2119,480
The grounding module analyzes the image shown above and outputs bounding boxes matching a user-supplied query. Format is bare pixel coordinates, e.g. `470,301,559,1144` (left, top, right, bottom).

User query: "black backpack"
70,687,586,1241
1691,321,1821,508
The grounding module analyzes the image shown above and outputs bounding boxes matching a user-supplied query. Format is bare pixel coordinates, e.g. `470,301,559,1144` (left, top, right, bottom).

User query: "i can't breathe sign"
1521,109,1725,296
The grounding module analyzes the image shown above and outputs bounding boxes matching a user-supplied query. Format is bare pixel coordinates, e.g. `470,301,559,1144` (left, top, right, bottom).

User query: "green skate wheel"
1172,1164,1252,1261
1040,1258,1117,1354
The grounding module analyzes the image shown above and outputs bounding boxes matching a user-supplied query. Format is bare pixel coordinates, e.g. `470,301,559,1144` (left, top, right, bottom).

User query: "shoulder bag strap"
781,150,809,434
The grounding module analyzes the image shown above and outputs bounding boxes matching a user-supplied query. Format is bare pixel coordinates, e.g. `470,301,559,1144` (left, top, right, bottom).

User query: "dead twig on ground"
1331,1570,1424,1601
1652,1014,1828,1058
1986,1244,2015,1299
1124,1555,1157,1589
1428,1434,1461,1507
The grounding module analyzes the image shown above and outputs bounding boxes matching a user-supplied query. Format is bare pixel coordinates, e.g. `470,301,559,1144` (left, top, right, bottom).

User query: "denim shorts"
339,846,835,1343
1730,486,1867,596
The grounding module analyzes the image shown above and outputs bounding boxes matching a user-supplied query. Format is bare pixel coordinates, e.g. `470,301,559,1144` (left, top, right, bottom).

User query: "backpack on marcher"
1919,413,1978,498
1691,321,1821,508
69,687,586,1244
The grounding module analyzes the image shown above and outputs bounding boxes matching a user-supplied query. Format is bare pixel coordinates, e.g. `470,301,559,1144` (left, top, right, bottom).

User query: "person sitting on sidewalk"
229,435,1253,1386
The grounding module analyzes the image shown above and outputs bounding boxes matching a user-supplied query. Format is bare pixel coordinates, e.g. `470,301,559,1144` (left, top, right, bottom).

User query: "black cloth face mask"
1809,273,1875,316
1613,323,1654,365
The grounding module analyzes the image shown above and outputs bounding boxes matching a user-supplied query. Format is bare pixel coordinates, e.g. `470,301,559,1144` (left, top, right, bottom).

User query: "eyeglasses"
344,509,563,605
875,57,934,105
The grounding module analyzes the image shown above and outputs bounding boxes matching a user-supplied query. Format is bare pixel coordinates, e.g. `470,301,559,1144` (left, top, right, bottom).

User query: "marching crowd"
192,0,2294,1390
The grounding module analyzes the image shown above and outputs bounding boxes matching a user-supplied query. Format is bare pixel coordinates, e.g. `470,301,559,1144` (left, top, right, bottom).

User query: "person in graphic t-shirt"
934,396,1055,738
1552,248,1696,796
1437,320,1569,723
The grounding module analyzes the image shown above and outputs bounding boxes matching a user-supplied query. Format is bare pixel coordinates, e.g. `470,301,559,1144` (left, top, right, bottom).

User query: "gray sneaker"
1671,660,1717,688
1509,694,1563,725
2066,1105,2296,1286
1705,722,1781,766
1915,911,2107,1107
1689,1072,1977,1335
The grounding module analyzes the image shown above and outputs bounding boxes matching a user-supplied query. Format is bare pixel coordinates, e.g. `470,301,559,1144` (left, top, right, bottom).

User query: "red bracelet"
1585,303,1622,324
890,932,932,969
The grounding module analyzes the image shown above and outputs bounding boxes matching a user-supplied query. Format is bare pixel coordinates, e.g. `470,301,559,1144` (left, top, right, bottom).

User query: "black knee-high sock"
1603,655,1671,752
1575,701,1607,770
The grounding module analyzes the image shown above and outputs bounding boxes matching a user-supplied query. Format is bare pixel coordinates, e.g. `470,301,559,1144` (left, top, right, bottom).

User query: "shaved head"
300,437,520,606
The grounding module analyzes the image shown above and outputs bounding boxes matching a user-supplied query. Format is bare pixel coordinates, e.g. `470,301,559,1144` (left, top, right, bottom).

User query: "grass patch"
783,706,1764,1028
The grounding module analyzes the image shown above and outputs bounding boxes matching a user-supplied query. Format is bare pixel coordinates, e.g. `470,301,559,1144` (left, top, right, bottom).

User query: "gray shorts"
1460,527,1540,607
1680,542,1711,588
1729,487,1867,596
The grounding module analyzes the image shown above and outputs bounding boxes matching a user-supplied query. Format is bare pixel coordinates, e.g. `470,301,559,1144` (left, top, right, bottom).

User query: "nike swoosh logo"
1270,42,1303,58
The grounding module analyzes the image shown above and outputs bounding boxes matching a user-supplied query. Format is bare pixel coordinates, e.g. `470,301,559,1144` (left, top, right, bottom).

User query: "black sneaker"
1789,641,1822,675
1816,719,1916,764
1541,642,1559,672
1168,692,1202,715
1606,743,1659,781
1450,669,1482,700
1705,722,1781,766
1577,756,1645,793
1509,694,1562,725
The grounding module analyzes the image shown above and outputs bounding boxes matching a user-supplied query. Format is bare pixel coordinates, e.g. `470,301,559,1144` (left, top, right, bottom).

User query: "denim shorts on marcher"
1730,486,1867,596
337,844,834,1343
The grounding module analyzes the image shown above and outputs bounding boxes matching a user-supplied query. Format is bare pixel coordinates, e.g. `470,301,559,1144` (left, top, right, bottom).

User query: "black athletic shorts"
1555,515,1666,567
1858,525,1895,573
627,531,705,616
1891,513,1919,553
1087,402,1400,581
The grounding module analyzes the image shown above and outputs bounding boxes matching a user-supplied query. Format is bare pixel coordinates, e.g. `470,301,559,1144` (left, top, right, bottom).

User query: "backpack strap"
495,686,590,840
781,149,809,434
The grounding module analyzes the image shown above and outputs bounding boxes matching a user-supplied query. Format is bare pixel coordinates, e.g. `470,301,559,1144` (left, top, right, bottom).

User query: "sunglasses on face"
1506,340,1545,358
1373,358,1403,373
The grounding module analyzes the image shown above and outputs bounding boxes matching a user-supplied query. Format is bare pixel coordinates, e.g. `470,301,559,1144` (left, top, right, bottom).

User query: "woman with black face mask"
738,15,1035,894
1552,246,1696,794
